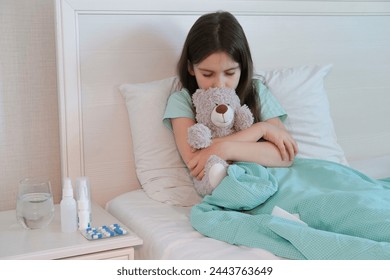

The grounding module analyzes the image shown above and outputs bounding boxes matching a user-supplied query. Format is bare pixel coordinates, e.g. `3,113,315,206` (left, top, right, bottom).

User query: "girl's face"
189,51,241,90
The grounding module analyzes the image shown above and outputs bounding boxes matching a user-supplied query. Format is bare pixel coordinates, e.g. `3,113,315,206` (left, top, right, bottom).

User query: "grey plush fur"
188,88,254,196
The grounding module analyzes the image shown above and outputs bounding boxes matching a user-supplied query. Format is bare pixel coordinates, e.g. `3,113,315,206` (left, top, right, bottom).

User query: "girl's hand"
187,142,226,180
260,122,298,162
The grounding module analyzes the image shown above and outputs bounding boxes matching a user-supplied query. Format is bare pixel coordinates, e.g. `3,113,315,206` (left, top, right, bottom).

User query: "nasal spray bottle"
76,177,91,230
60,177,78,232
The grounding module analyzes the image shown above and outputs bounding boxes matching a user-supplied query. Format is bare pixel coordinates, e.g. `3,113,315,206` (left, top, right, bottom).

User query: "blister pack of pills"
80,223,128,240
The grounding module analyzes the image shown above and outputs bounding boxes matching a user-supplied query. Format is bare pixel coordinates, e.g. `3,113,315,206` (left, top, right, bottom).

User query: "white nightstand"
0,203,143,260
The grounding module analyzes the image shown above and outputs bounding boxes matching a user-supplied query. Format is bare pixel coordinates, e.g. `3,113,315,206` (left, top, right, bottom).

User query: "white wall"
0,0,61,210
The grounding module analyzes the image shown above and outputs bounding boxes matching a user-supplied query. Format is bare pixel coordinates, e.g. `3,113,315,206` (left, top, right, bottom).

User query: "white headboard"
55,0,390,206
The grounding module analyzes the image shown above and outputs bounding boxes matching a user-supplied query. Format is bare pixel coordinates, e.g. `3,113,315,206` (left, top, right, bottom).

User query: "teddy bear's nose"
215,104,228,114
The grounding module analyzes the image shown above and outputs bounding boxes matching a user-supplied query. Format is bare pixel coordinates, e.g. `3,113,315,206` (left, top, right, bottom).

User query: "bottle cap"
62,177,73,197
76,177,90,210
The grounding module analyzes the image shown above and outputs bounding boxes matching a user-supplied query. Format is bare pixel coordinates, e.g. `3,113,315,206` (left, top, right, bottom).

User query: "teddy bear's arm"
187,123,213,149
234,104,254,131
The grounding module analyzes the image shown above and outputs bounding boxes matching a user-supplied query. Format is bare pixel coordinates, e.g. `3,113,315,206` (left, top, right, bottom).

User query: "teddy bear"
187,87,254,196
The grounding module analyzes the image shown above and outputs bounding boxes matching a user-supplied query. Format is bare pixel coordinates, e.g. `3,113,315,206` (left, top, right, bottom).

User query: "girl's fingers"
187,158,195,170
277,142,288,161
190,164,200,177
188,157,204,179
287,143,295,161
287,139,298,161
281,139,297,162
197,170,205,180
190,166,204,180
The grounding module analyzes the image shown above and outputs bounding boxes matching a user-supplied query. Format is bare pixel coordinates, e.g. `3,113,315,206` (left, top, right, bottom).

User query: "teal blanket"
190,158,390,259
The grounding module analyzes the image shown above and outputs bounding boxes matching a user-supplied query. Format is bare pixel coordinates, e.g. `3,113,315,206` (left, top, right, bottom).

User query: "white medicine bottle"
60,177,78,232
76,176,91,230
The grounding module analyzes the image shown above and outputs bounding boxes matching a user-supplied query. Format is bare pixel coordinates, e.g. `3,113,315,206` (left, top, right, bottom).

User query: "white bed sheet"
105,190,283,260
348,154,390,180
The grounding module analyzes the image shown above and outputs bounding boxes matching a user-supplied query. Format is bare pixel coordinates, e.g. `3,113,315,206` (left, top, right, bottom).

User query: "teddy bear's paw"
187,123,212,149
193,179,212,197
234,105,254,131
206,155,229,168
208,163,228,188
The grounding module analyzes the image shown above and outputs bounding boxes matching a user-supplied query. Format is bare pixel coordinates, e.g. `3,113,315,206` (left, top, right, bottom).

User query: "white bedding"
105,155,390,260
106,189,284,260
348,154,390,180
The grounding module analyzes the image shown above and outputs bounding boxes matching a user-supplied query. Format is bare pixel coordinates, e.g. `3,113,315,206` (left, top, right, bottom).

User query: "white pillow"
257,64,348,165
120,77,201,206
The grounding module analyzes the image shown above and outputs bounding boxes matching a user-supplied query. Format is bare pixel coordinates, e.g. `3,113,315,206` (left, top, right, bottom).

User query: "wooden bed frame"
55,0,390,207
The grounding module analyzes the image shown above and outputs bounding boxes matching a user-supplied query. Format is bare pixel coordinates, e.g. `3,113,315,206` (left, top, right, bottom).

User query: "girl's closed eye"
201,71,236,78
198,70,213,78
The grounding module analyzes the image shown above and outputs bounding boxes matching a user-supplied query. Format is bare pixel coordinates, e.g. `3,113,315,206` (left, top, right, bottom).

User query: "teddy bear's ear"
227,89,241,108
192,88,203,107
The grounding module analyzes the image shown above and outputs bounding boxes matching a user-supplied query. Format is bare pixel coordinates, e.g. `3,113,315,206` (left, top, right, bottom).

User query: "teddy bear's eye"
215,103,219,106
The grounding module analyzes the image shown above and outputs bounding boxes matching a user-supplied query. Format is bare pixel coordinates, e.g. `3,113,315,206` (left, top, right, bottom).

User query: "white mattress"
105,190,283,260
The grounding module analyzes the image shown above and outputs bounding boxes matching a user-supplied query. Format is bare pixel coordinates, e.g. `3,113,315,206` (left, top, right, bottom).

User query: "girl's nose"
213,75,225,88
213,76,224,88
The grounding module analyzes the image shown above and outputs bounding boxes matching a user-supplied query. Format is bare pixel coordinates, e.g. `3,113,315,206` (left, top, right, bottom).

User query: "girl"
163,11,298,181
163,12,390,259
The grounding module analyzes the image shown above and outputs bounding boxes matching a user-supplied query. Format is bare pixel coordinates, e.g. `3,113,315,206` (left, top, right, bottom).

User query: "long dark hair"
177,11,261,122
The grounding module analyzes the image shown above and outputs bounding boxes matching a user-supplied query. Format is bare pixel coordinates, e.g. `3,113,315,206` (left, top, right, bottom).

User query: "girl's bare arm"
211,117,298,161
171,117,297,180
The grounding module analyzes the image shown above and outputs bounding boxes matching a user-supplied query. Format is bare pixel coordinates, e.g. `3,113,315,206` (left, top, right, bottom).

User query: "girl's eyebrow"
198,66,240,72
197,68,213,72
225,66,240,71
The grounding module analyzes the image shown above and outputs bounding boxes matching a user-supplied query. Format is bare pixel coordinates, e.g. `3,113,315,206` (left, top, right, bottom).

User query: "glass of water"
16,178,55,229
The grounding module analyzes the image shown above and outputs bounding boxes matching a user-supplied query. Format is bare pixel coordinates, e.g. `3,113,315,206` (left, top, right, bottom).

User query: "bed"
55,0,390,259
